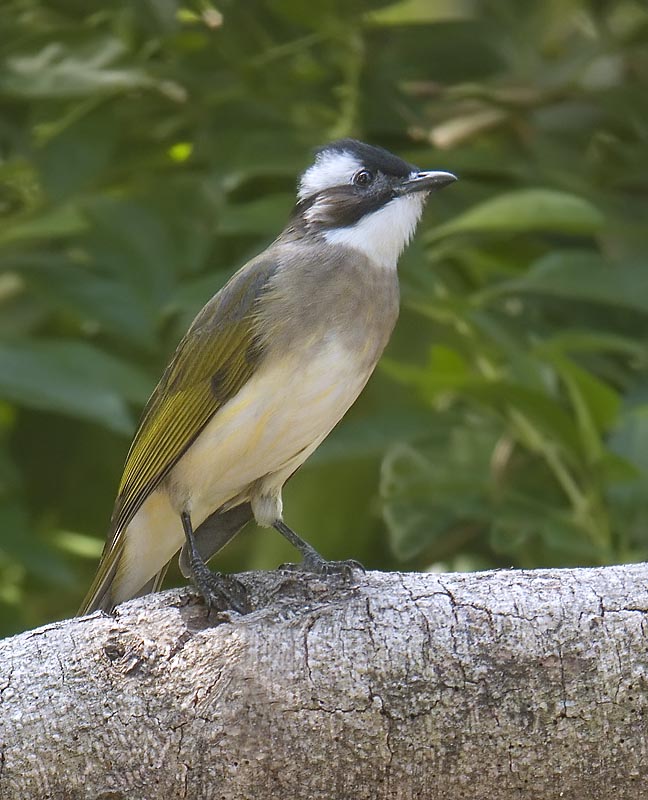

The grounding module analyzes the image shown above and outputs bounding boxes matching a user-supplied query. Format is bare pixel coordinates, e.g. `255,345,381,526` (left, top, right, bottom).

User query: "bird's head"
292,138,456,268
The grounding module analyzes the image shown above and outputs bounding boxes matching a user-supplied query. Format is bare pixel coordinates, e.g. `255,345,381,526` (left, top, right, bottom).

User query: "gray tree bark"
0,565,647,799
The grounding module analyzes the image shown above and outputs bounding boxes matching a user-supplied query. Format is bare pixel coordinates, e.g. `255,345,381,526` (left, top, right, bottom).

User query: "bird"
79,138,456,615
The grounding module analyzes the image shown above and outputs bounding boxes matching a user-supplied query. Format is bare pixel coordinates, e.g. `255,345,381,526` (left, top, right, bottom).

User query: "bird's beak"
396,170,457,196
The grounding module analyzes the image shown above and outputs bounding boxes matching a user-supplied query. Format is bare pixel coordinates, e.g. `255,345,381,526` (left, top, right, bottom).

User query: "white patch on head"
298,150,362,201
324,188,426,270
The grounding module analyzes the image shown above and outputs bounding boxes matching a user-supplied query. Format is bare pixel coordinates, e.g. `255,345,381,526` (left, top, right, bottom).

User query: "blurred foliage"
1,0,648,636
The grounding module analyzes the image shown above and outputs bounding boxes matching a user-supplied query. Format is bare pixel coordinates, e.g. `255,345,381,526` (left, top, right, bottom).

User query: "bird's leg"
181,512,249,614
273,520,364,582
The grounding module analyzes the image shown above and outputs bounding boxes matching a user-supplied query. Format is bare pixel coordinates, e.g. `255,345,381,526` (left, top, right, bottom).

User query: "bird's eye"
353,169,374,187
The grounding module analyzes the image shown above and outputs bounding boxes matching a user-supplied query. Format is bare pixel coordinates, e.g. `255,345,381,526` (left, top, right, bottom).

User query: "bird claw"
192,566,250,615
279,556,365,584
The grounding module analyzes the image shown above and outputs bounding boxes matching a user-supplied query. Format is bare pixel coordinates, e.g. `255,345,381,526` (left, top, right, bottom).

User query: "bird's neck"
325,195,426,270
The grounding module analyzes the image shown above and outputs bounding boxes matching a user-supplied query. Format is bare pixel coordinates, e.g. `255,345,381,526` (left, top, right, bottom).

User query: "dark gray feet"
181,512,249,614
273,520,365,582
279,555,364,581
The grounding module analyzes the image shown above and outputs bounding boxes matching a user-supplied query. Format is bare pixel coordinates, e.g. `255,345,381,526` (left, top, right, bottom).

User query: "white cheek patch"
324,193,426,270
298,151,362,200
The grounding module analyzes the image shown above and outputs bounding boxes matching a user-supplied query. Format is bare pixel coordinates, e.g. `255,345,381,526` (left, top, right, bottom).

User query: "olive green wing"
78,256,278,614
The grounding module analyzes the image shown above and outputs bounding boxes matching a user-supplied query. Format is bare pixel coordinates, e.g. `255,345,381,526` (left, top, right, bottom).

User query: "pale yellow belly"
169,338,372,524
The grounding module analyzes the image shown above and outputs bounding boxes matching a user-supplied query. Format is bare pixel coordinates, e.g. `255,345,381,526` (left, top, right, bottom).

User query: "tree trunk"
1,566,647,799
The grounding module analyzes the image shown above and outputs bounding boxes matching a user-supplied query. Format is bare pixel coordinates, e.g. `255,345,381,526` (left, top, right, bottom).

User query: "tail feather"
78,549,172,616
78,497,252,616
77,538,125,615
133,562,171,600
78,490,183,615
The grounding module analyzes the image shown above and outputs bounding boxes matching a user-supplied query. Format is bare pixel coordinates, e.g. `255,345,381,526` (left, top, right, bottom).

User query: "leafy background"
1,0,647,637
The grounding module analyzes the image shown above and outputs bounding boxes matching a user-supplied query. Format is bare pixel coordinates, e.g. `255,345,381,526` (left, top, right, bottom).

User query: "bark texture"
1,565,647,799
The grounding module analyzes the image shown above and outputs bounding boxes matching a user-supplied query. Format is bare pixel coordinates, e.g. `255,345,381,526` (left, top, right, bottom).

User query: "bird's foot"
190,559,249,615
182,510,249,614
272,520,364,584
279,553,365,583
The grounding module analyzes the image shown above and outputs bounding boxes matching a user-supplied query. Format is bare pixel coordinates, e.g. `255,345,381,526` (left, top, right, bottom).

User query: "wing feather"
114,256,278,536
78,255,279,614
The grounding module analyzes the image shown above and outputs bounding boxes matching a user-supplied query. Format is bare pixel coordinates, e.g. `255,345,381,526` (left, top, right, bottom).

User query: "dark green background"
2,0,648,637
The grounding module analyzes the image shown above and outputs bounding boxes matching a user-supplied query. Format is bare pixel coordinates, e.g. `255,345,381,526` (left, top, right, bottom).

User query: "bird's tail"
78,498,254,615
78,492,183,615
77,537,124,615
77,541,169,615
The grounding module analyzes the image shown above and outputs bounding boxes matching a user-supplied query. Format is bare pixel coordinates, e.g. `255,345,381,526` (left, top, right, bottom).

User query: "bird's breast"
256,242,400,369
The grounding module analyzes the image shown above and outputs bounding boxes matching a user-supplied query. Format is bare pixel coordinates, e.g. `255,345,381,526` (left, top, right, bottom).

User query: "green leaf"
35,110,117,201
539,330,648,360
536,518,605,563
0,37,155,98
368,0,471,25
609,402,648,476
491,252,648,314
385,498,471,561
467,382,584,459
430,189,604,239
488,515,533,555
381,428,496,560
313,408,438,463
553,356,620,438
0,504,75,585
491,511,600,564
9,255,158,350
364,20,502,89
467,310,552,392
0,340,151,434
51,530,104,560
388,356,584,460
0,204,87,245
217,194,293,236
383,344,473,393
83,197,180,304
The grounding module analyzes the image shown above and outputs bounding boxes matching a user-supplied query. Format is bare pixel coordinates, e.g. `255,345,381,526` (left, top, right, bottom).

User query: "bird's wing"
78,256,278,613
112,260,278,538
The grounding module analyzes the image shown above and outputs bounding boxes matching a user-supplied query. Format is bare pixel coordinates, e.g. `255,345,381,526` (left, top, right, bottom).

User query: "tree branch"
1,566,647,799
